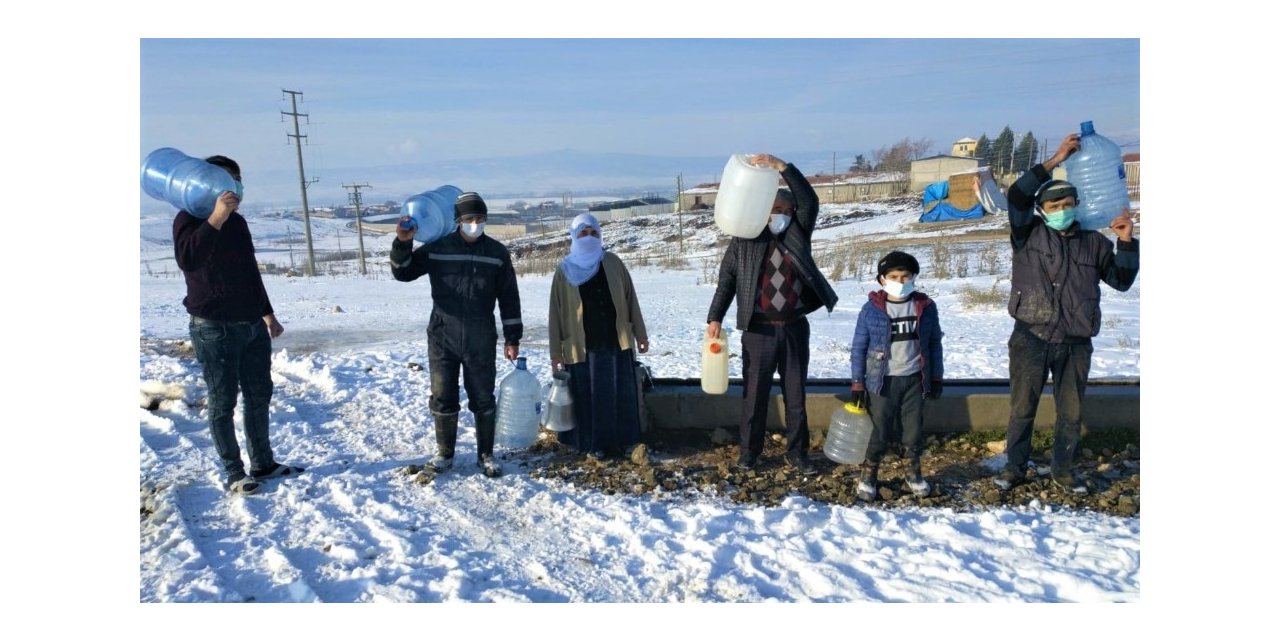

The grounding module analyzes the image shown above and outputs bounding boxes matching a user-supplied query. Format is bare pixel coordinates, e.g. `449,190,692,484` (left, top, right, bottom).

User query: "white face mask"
768,214,791,235
460,222,485,239
883,279,914,298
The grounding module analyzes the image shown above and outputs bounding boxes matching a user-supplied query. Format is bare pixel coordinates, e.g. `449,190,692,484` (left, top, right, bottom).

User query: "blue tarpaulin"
918,180,985,222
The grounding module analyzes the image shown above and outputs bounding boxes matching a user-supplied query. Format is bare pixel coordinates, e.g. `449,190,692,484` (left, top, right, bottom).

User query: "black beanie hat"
877,250,920,279
1036,180,1078,206
454,192,487,221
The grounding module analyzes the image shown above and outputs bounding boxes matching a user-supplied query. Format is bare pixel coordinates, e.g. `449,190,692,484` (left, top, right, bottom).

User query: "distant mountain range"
139,149,850,215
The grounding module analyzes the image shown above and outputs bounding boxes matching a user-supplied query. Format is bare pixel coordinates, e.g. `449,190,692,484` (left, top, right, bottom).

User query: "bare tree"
909,137,934,160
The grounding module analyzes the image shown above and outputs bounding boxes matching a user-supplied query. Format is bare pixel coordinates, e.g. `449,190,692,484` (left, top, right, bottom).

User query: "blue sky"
140,38,1138,201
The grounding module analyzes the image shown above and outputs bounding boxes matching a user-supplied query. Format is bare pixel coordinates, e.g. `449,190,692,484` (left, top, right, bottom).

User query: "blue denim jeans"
189,316,275,477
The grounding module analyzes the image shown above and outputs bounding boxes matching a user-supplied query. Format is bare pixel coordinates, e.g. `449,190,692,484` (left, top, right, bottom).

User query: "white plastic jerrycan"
700,330,730,395
823,401,874,465
714,154,779,238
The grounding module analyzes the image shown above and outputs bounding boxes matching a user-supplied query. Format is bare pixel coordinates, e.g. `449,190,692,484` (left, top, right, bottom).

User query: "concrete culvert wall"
642,378,1138,434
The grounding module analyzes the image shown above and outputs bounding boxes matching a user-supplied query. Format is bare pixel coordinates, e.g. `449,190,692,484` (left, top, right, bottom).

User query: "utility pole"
282,89,318,276
343,182,372,275
1009,130,1017,178
676,173,684,254
831,152,837,203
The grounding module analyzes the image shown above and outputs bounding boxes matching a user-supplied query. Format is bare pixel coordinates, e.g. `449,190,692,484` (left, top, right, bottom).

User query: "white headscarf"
561,213,605,286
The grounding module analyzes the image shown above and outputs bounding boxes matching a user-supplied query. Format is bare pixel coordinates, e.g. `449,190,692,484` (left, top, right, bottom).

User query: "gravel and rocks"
461,428,1144,517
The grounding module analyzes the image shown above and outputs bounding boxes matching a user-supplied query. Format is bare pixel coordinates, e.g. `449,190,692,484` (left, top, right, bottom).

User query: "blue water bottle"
401,185,464,243
1062,121,1129,231
140,147,238,219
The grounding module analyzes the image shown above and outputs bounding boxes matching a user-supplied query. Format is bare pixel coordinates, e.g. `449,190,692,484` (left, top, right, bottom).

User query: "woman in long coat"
548,213,649,458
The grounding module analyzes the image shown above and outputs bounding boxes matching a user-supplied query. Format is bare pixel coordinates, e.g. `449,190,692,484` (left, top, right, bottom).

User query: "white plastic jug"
140,147,238,219
700,331,730,395
1063,120,1129,231
823,401,874,465
714,154,778,238
495,357,542,449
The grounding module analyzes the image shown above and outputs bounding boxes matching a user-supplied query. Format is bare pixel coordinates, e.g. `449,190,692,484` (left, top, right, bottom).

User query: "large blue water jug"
495,357,542,449
140,147,237,219
401,184,464,243
1062,121,1129,231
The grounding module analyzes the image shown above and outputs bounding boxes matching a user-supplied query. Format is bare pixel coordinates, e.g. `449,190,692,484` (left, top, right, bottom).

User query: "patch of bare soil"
502,428,1139,517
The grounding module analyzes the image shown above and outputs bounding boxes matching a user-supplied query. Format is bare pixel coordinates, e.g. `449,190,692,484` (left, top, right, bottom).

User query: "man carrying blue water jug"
392,192,523,479
706,153,839,474
172,155,305,496
992,133,1139,495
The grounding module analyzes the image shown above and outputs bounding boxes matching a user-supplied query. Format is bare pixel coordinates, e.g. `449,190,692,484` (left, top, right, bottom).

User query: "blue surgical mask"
768,214,791,235
233,180,244,200
883,279,914,299
1039,206,1076,231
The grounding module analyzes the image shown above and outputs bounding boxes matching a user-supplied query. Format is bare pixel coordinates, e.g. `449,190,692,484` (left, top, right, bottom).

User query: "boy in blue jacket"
849,251,944,501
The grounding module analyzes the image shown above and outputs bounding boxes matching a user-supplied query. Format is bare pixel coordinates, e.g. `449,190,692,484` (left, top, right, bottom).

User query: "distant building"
588,197,675,221
951,137,978,157
677,172,905,211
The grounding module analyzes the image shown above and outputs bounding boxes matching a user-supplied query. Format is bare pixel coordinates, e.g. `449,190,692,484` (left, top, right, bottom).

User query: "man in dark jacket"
993,134,1139,494
173,155,304,496
392,192,523,478
706,154,839,473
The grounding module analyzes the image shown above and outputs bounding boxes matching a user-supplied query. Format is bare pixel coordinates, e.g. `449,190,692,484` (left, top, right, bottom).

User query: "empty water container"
140,147,238,219
541,370,575,433
823,401,874,465
403,184,465,244
714,154,778,238
495,357,542,449
1063,121,1129,231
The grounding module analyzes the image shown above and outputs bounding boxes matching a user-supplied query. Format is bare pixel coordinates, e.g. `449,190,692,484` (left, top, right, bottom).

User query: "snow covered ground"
139,203,1142,608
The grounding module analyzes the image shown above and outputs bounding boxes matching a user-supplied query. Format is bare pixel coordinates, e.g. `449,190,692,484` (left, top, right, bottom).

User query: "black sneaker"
735,453,759,470
785,453,819,476
906,458,929,496
1052,470,1088,495
993,468,1024,491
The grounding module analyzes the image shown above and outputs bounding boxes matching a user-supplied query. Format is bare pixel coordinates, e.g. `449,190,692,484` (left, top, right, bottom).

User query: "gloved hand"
850,382,869,409
927,379,943,400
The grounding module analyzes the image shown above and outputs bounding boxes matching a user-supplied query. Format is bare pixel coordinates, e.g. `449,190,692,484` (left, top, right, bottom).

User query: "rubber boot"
474,410,497,460
432,412,459,463
474,410,503,478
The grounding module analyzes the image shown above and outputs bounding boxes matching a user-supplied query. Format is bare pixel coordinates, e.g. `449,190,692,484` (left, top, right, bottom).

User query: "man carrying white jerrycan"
706,154,839,473
392,192,524,479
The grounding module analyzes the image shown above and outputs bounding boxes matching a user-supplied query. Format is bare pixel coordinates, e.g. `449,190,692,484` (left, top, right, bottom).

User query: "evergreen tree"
848,154,871,173
974,134,992,167
992,126,1015,175
1013,132,1039,173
